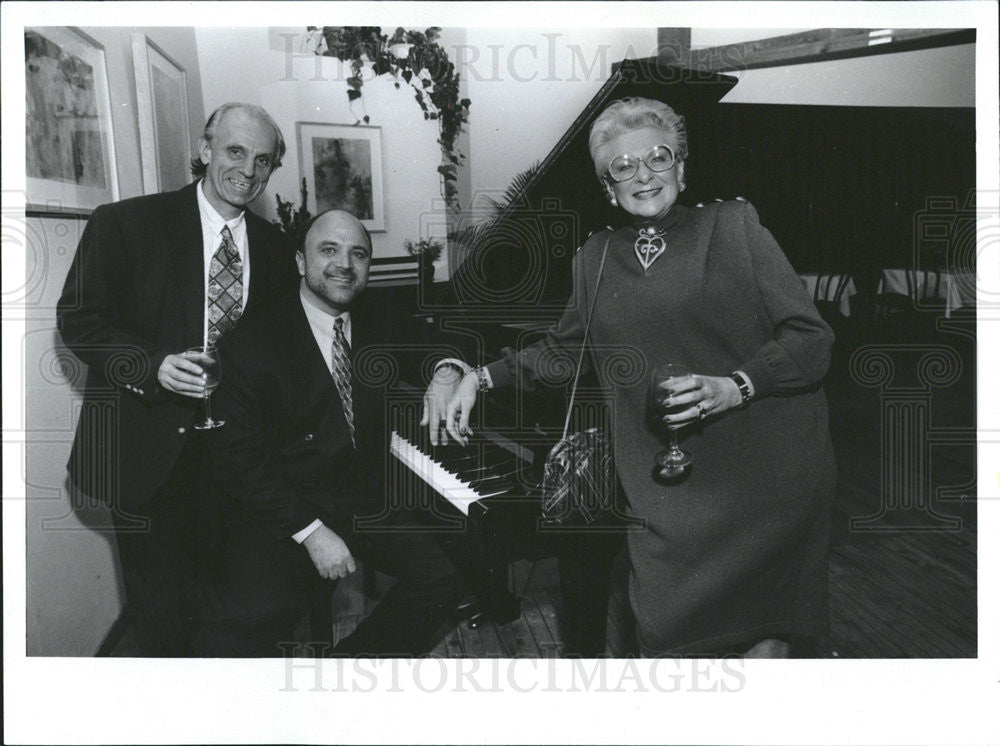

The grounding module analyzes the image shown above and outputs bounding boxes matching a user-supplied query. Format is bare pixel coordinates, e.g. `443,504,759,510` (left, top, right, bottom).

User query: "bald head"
302,210,372,252
297,210,372,314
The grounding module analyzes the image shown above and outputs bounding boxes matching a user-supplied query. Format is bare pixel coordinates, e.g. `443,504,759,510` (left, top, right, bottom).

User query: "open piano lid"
435,59,738,314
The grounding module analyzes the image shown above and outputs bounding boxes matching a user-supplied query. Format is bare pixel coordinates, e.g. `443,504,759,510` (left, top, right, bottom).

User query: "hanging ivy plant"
308,26,471,208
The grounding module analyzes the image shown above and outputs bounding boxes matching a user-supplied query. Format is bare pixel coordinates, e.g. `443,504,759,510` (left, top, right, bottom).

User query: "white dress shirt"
291,289,353,543
196,181,251,347
300,289,352,370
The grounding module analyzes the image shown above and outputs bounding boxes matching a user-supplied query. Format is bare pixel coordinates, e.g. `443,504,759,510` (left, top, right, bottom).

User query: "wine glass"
648,362,693,481
185,345,223,429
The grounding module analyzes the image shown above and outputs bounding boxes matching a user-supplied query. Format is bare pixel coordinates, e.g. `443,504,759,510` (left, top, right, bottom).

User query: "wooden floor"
324,522,977,659
827,529,976,657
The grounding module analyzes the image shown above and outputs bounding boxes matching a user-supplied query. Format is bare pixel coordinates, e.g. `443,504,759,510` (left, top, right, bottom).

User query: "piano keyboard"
390,430,527,515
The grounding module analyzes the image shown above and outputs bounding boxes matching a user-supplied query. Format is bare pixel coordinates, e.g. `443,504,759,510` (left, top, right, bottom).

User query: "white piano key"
390,431,484,515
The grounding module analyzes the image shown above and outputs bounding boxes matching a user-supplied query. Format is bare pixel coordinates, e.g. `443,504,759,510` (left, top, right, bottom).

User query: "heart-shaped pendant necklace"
634,225,667,271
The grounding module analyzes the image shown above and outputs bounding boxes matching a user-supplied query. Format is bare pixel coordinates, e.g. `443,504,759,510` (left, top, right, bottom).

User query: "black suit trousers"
192,506,462,658
331,511,463,658
112,431,208,657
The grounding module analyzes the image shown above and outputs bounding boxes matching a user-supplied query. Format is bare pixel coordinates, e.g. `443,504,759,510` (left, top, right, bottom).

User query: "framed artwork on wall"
25,26,119,214
131,33,192,194
297,122,385,232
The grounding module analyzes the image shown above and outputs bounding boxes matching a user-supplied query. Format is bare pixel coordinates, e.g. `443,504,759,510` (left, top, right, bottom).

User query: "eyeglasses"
605,144,677,183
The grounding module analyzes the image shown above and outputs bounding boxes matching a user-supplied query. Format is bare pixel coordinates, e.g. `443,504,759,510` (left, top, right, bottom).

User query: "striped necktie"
206,225,243,345
331,317,356,446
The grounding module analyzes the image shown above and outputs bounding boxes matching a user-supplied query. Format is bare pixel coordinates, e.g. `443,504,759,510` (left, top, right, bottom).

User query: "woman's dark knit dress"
487,200,837,655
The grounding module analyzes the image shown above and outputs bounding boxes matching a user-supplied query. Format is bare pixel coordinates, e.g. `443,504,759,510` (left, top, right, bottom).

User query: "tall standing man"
57,102,296,656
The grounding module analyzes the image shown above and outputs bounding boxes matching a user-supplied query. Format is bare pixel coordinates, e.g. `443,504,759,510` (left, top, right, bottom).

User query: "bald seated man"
195,210,463,657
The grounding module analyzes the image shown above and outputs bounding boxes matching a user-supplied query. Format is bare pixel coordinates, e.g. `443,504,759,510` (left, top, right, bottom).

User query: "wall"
196,27,466,279
720,43,975,107
459,28,658,206
25,27,204,656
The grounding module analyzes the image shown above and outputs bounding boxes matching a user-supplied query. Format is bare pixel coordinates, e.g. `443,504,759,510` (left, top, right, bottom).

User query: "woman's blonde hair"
588,97,688,175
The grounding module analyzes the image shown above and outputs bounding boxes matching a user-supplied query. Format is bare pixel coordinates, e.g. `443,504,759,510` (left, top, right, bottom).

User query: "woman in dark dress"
426,97,836,657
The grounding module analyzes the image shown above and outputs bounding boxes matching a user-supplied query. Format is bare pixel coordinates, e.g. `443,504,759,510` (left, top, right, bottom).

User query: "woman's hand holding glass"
656,373,743,427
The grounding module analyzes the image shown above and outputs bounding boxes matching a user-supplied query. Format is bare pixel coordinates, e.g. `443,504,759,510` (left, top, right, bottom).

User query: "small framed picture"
131,33,192,194
297,122,385,232
25,26,119,214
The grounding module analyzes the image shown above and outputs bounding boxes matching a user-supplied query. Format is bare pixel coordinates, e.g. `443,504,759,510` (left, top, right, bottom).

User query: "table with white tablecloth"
799,273,858,316
877,269,975,318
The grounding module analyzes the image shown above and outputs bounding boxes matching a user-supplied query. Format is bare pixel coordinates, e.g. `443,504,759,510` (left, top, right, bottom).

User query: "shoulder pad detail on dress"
578,226,614,252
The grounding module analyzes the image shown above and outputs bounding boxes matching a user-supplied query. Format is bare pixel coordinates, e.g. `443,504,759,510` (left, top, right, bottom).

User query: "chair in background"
872,268,943,339
802,272,857,376
811,272,854,325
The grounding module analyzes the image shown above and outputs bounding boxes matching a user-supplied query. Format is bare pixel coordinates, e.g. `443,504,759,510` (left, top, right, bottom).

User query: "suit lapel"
245,213,265,310
163,183,206,347
246,211,291,312
287,297,346,430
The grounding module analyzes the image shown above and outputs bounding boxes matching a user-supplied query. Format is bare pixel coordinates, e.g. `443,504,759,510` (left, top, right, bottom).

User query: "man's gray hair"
189,102,286,178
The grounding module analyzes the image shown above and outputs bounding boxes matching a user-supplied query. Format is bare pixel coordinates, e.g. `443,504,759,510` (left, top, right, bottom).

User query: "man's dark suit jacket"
56,182,296,511
211,290,448,540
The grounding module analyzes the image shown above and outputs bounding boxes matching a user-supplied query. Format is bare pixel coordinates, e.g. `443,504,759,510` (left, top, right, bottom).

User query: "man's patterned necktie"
331,317,356,447
206,225,243,346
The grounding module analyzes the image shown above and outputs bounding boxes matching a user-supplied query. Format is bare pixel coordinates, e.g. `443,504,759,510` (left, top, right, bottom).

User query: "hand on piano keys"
390,425,528,516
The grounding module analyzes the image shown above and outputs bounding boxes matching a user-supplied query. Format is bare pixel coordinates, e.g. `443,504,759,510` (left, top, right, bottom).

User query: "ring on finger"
697,403,707,420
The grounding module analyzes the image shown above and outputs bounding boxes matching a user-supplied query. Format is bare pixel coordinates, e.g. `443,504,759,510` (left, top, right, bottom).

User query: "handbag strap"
561,231,613,440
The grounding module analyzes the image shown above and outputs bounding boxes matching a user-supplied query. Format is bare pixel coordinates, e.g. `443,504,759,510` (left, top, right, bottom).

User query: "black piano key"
434,442,472,456
435,456,477,476
417,426,433,454
433,442,469,459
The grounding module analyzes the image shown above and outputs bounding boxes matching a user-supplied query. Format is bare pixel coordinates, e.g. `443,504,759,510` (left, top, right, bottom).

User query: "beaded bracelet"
472,366,490,393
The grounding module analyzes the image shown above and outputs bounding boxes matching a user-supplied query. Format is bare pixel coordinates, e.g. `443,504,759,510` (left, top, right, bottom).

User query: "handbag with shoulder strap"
540,233,616,527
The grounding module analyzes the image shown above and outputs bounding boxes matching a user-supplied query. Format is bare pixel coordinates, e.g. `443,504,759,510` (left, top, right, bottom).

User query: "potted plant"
273,178,313,251
404,237,445,291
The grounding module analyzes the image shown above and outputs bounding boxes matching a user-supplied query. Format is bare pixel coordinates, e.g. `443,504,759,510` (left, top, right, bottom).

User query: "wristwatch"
728,371,753,407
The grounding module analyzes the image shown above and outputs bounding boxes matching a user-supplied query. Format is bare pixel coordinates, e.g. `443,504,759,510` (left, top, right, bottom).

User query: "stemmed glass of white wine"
185,345,223,429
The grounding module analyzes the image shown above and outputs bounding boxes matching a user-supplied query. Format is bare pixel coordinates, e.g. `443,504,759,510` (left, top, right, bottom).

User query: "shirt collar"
197,180,246,236
300,286,351,339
